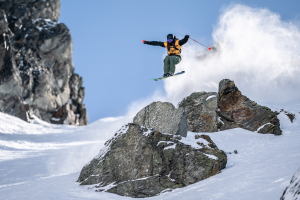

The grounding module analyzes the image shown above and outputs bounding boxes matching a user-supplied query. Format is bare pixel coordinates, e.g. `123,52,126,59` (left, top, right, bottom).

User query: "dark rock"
218,79,282,135
278,109,295,123
0,95,32,122
179,92,218,132
280,167,300,200
0,1,88,125
233,150,238,154
133,101,188,137
0,10,30,122
77,123,227,198
285,113,295,123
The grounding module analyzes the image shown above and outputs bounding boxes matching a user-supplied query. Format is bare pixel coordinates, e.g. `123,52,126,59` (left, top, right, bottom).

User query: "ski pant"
163,55,181,74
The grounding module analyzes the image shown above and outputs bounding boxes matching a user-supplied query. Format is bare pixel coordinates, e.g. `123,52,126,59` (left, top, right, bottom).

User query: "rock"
77,123,227,198
133,101,188,137
0,1,88,125
179,92,218,132
278,109,295,123
218,79,282,135
0,95,32,122
50,102,88,125
0,10,31,122
280,167,300,200
0,0,61,22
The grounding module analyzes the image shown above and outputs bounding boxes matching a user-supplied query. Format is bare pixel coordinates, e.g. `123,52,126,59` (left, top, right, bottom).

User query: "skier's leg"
169,56,181,74
163,56,170,74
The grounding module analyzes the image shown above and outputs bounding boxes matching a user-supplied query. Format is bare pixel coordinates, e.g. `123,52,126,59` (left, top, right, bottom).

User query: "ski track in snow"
0,103,300,200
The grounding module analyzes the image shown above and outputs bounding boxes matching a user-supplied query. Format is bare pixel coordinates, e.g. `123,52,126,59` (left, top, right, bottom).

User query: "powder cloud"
164,4,300,106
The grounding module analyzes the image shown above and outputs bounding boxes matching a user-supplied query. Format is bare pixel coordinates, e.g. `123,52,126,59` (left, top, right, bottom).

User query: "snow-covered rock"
281,167,300,200
77,123,227,198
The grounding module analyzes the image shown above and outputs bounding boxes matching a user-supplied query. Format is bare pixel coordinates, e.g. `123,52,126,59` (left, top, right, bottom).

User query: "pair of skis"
151,71,185,81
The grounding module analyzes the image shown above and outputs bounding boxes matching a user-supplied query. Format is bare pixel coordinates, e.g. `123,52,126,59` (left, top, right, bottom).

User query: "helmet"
167,34,174,40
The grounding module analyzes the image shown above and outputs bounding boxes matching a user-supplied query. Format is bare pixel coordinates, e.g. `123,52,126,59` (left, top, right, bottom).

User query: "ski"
151,71,185,81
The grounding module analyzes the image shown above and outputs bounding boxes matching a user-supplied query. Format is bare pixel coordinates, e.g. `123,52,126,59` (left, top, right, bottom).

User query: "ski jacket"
164,40,181,56
144,35,189,58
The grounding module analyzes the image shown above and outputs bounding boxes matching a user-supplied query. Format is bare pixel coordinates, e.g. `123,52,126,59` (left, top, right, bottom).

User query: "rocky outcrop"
218,79,281,135
0,0,87,125
133,101,188,137
280,167,300,200
77,123,227,198
0,9,31,122
179,92,218,132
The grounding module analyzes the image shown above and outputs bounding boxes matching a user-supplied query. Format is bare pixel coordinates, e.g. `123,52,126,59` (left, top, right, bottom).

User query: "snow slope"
0,103,300,200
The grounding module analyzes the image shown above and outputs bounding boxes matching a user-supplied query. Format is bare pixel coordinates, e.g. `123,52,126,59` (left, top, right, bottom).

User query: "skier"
143,34,189,77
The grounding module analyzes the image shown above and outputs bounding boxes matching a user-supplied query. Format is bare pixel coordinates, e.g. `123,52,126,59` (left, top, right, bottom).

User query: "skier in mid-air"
143,34,189,78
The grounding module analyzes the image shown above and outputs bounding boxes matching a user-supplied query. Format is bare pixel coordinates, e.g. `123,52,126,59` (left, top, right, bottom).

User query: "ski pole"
189,37,211,50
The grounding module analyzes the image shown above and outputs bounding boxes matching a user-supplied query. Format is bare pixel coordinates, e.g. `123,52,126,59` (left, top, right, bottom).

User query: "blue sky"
59,0,300,123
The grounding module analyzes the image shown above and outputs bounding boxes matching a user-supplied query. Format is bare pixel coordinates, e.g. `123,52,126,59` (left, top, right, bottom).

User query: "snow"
0,103,300,199
206,95,217,101
203,153,218,160
33,18,58,31
157,141,174,146
179,133,211,149
142,127,152,136
164,143,176,150
51,117,60,122
256,123,272,132
3,33,7,49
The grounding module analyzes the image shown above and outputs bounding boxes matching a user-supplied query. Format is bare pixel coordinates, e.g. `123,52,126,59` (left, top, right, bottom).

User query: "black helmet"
167,34,174,40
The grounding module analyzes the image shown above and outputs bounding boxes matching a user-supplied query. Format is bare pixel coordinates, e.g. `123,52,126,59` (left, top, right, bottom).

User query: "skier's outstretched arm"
179,35,190,46
143,40,165,47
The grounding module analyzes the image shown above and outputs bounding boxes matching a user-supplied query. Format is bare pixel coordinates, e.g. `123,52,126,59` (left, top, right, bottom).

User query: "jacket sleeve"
179,35,189,46
144,41,165,47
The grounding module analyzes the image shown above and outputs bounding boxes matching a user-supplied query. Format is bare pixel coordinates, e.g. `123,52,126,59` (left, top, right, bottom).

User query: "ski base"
151,71,185,81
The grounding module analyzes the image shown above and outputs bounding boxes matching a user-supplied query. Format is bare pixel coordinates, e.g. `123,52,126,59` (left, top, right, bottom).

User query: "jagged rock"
277,109,296,123
77,123,227,198
0,0,61,22
50,102,88,125
133,101,188,137
179,92,218,132
0,95,32,122
280,167,300,200
218,79,282,135
0,0,88,125
0,10,31,122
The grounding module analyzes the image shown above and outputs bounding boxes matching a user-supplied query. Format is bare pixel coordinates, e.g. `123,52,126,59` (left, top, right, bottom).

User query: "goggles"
167,39,173,42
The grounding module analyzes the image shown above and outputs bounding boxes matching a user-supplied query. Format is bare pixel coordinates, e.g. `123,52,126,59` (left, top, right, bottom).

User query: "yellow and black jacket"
144,35,189,58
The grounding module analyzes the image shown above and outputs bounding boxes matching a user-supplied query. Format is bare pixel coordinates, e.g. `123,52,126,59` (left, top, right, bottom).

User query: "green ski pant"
163,55,181,74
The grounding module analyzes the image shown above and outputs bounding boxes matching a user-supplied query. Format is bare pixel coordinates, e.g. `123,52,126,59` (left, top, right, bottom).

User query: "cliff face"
0,0,88,125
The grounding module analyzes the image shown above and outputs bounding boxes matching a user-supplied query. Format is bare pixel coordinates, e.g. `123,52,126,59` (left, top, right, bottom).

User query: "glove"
185,35,190,39
143,40,148,44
